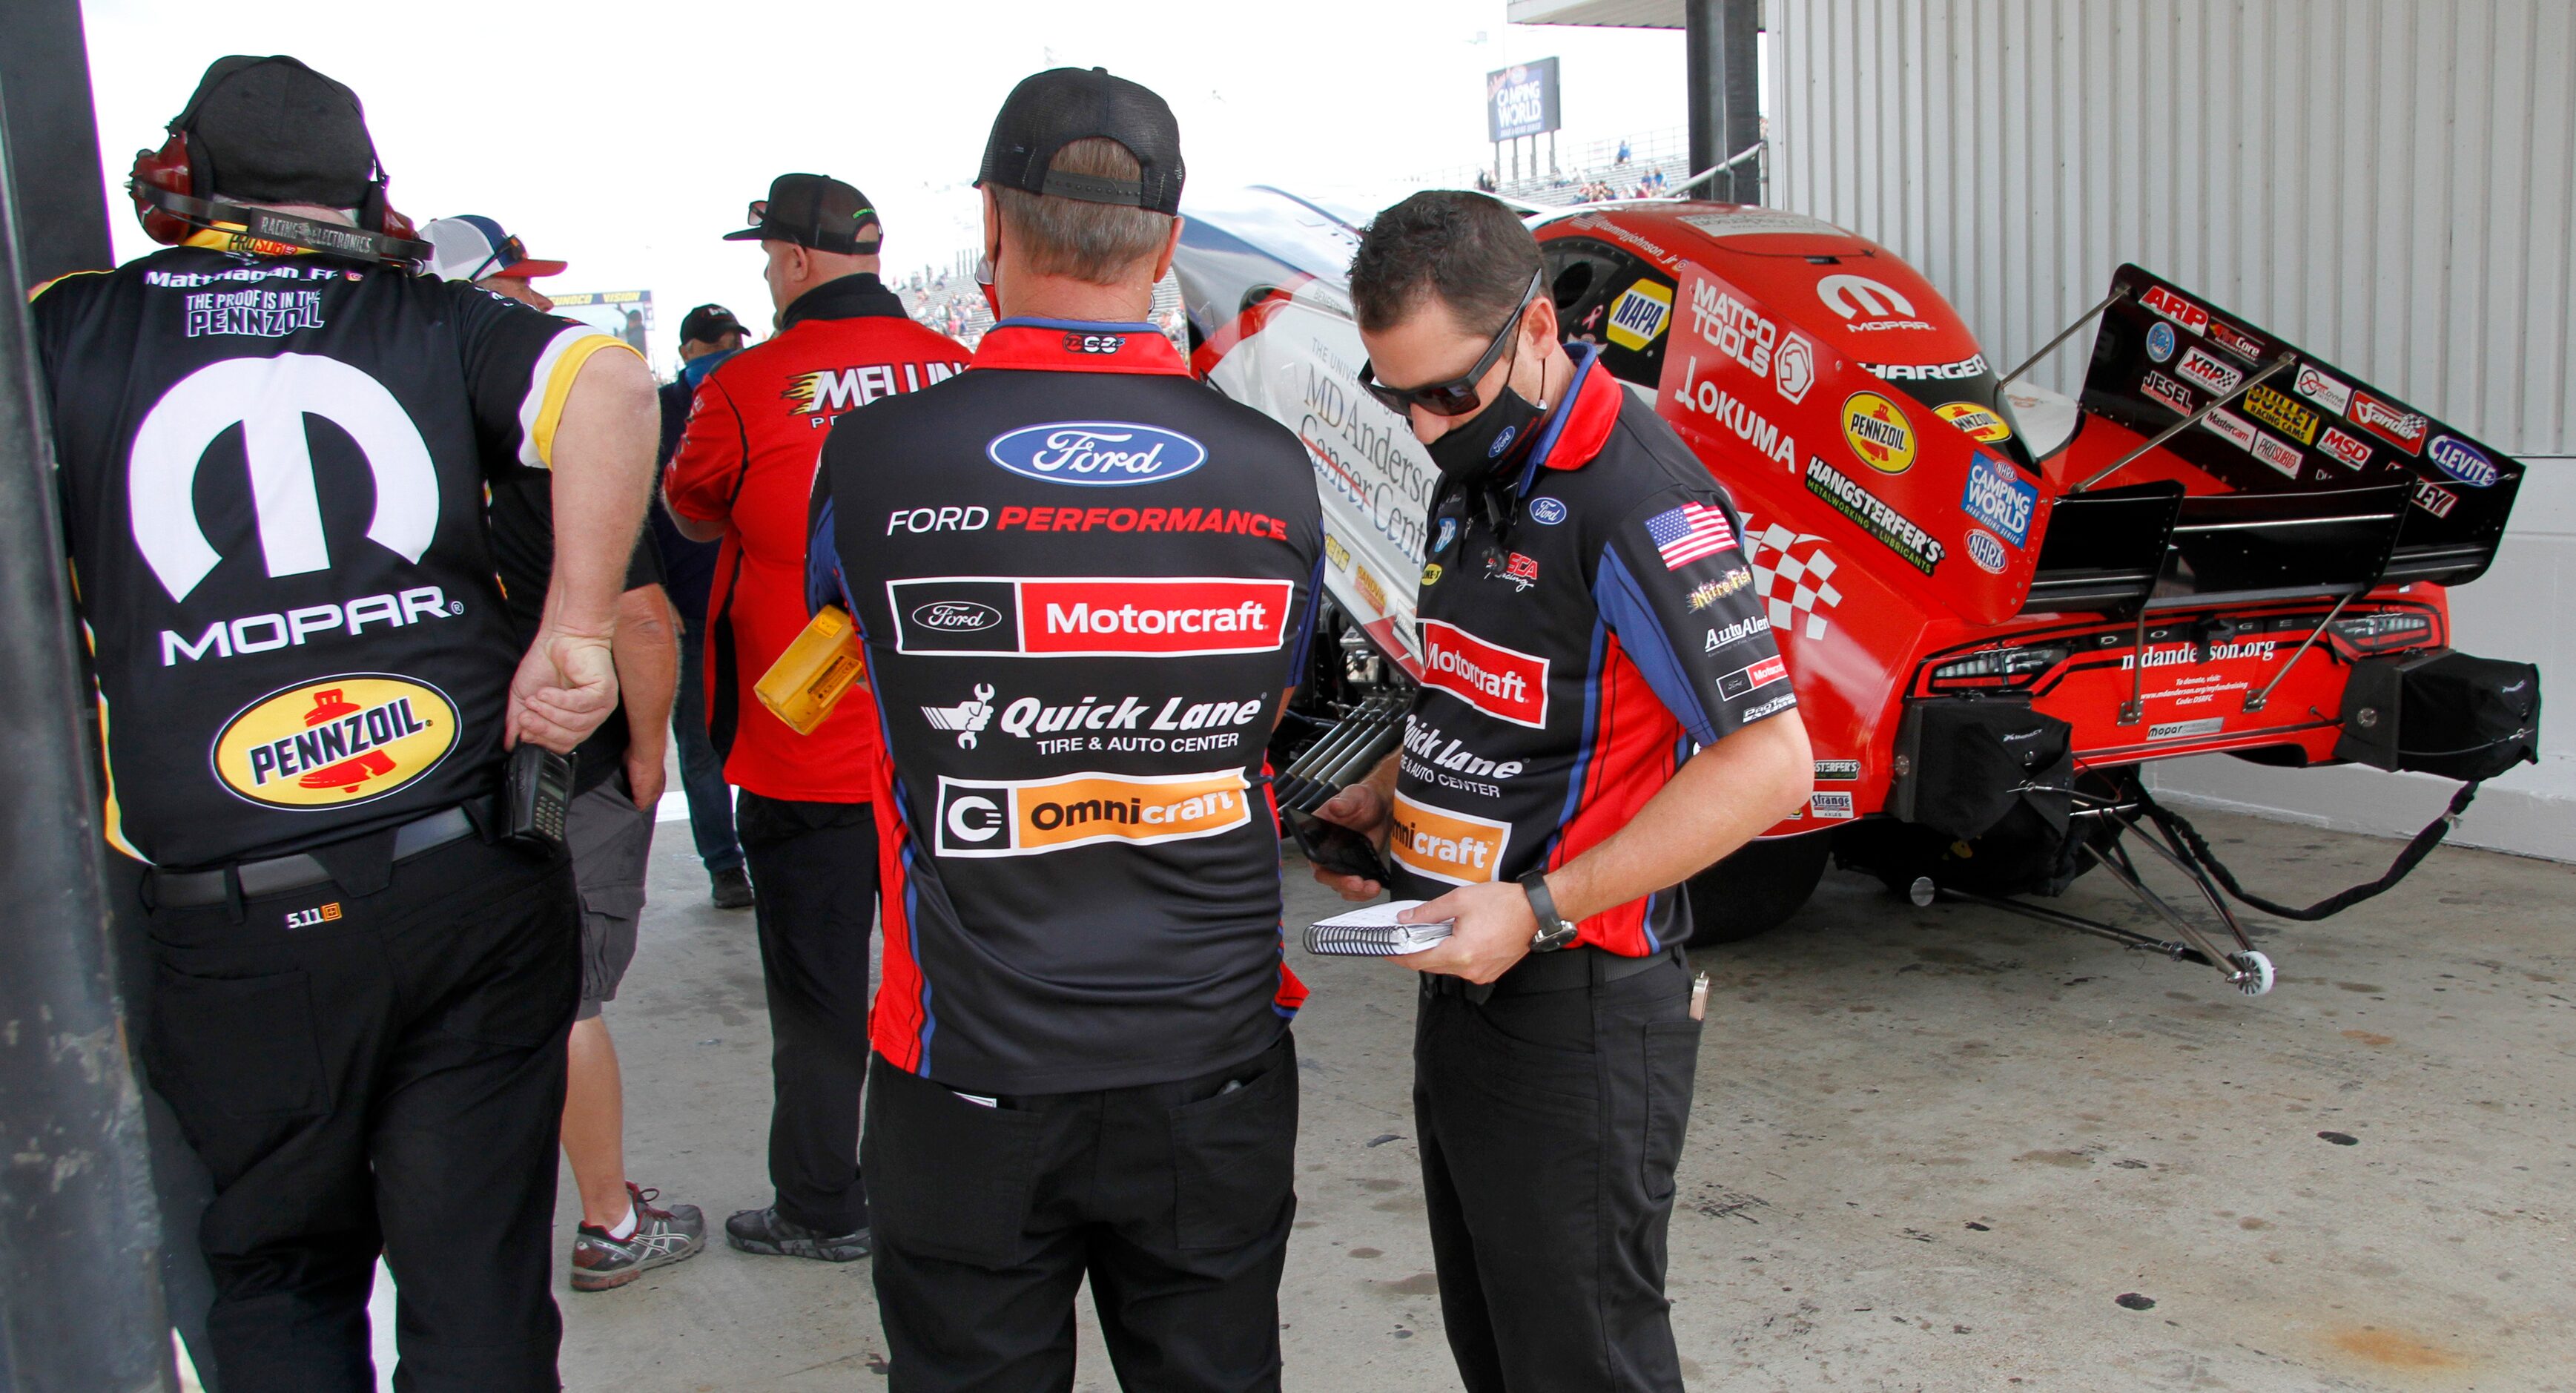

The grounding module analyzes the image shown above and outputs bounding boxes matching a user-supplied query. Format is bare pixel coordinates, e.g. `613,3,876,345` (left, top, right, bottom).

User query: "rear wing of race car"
2030,264,2525,616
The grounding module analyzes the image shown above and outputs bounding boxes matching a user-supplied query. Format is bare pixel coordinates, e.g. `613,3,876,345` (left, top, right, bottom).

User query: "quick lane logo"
2317,426,2374,470
1419,619,1549,728
887,577,1292,656
1388,793,1512,886
1840,392,1917,474
933,769,1249,857
985,421,1207,487
211,674,459,809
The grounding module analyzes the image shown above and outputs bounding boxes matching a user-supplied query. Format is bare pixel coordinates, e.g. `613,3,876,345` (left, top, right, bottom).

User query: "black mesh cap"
178,56,377,208
724,173,882,254
976,67,1183,216
678,304,748,343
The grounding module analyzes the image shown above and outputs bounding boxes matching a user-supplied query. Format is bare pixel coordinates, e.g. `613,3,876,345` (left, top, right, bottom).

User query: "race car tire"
1685,832,1833,946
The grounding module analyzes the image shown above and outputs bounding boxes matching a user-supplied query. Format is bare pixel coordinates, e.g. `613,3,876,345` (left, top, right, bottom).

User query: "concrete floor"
512,809,2572,1392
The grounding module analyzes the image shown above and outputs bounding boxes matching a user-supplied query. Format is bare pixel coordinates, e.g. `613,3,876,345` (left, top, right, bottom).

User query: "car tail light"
2327,610,2436,659
1926,643,2070,691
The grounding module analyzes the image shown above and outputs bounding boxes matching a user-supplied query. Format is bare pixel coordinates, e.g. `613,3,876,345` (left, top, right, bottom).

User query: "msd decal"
887,576,1293,656
2349,392,2429,455
985,421,1208,486
2140,284,2209,335
934,769,1250,857
1419,619,1550,728
2316,425,2374,469
211,675,458,809
1388,792,1512,886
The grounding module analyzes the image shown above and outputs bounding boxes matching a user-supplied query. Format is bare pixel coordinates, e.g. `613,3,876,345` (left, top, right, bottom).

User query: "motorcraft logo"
2176,347,2244,396
1959,455,2037,547
887,577,1292,656
985,421,1208,487
1419,619,1550,728
2140,284,2208,335
1703,614,1771,652
1805,457,1943,574
1840,392,1918,474
2242,385,2320,444
210,674,458,809
2426,435,2499,487
1716,653,1789,700
1685,567,1754,610
2349,392,2428,455
2139,370,2196,416
934,770,1250,858
1388,792,1511,886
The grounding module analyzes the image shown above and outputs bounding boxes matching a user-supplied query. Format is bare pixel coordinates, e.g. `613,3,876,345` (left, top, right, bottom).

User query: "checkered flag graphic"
1743,521,1840,642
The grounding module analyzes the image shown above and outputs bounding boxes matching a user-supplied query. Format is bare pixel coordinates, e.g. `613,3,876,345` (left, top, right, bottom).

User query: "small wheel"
2230,950,2276,997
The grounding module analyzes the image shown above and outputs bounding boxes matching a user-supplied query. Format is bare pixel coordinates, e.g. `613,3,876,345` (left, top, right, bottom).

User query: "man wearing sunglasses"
1312,190,1814,1393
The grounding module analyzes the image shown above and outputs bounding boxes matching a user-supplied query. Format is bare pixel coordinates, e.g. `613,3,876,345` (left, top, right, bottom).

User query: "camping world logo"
1840,392,1917,474
211,674,459,809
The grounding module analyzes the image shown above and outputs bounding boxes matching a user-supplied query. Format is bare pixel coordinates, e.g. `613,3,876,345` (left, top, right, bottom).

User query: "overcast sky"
82,1,1686,375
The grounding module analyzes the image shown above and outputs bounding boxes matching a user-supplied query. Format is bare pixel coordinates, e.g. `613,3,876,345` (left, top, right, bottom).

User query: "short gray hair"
993,138,1173,285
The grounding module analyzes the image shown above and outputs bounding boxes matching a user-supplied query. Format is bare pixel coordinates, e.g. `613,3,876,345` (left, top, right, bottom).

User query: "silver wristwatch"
1518,870,1580,952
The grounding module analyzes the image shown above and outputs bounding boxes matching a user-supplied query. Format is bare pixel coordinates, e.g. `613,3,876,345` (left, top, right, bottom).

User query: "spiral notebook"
1304,900,1455,956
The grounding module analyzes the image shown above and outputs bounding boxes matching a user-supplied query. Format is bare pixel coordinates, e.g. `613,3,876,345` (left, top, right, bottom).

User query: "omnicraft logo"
986,421,1207,487
933,769,1250,857
887,577,1294,657
1388,793,1511,886
1418,619,1550,728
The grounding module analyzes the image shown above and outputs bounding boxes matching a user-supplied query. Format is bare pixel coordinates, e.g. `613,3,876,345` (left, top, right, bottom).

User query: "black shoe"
724,1205,869,1261
710,866,754,910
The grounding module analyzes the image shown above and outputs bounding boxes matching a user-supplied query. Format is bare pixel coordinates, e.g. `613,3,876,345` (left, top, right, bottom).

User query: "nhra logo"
210,674,458,809
1388,793,1511,886
887,576,1292,656
985,421,1207,487
934,769,1250,857
1964,528,2009,575
1840,392,1917,474
1419,619,1550,729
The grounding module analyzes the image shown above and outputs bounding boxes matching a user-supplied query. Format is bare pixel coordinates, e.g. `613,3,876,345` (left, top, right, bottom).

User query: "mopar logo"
911,601,1002,632
2426,435,2498,488
986,421,1206,487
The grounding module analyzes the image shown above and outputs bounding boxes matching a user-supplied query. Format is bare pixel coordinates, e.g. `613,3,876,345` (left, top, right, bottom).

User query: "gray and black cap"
976,67,1184,216
176,56,377,208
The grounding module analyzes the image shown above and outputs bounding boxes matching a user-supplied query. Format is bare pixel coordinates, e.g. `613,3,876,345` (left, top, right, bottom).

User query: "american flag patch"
1644,503,1737,570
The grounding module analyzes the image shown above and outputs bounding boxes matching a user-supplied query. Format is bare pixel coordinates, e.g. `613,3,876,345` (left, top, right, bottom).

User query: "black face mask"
1423,383,1550,487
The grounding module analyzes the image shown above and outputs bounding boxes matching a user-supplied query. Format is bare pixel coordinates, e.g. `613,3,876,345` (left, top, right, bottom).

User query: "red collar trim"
969,323,1191,376
1537,355,1625,471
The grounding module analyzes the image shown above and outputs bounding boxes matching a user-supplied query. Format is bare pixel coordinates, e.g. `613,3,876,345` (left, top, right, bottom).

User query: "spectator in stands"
1616,136,1632,164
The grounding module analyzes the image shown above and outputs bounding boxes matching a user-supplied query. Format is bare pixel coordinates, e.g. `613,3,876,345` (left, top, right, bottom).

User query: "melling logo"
1419,619,1549,728
1840,392,1917,474
985,421,1207,487
211,674,458,809
2426,435,2499,488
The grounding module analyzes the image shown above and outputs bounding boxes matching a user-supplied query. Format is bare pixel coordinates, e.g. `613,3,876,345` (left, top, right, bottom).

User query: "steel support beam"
0,0,112,291
1684,0,1762,203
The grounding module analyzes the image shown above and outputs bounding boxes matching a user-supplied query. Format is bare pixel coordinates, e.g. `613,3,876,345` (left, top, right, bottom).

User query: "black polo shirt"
1392,345,1798,954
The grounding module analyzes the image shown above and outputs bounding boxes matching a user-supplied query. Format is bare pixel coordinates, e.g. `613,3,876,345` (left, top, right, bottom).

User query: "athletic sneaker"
724,1205,871,1262
710,866,754,910
571,1184,706,1292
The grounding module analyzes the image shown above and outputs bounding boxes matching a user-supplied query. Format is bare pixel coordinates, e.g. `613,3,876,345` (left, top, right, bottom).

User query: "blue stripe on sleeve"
1591,544,1723,748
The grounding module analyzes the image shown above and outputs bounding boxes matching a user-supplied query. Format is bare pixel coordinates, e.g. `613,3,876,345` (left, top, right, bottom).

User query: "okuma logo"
131,355,438,603
986,421,1206,487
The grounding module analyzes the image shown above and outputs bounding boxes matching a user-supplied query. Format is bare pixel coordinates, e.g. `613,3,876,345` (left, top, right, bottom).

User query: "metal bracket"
2073,355,2299,493
2242,590,2355,714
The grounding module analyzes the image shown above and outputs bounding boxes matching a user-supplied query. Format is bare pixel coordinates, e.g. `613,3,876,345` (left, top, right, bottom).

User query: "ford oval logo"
2426,435,2498,488
910,601,1001,632
986,421,1207,487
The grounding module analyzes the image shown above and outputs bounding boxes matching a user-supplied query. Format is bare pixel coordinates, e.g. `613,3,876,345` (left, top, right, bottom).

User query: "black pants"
737,791,877,1232
1415,954,1702,1393
865,1033,1299,1393
139,833,579,1393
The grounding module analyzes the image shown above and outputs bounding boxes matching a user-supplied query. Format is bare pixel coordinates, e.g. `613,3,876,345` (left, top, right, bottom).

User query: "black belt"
148,803,485,908
1429,944,1686,1003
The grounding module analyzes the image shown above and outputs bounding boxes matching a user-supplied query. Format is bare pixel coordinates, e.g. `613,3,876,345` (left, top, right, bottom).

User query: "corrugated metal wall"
1767,0,2575,458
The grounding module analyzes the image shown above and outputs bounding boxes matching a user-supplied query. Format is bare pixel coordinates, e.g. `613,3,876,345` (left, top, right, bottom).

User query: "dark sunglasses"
1358,269,1544,418
466,234,526,283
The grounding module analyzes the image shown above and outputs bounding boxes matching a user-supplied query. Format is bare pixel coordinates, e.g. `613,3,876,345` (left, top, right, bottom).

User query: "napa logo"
986,421,1206,487
211,674,459,809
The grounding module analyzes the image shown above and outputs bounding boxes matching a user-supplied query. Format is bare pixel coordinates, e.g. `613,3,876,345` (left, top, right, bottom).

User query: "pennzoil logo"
1840,392,1917,474
1388,793,1511,886
211,675,458,809
933,770,1250,857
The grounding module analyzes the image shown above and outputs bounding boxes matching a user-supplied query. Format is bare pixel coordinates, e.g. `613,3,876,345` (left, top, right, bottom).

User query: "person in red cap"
664,174,965,1263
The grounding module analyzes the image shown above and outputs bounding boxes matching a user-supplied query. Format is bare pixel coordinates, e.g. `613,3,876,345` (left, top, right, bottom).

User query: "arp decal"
1388,792,1512,886
2139,284,2209,335
984,421,1208,486
1604,280,1674,352
1419,619,1550,728
2349,392,2429,455
211,674,459,809
887,577,1294,656
933,770,1251,857
1934,401,2013,444
2426,435,2499,488
1960,454,2038,547
1840,392,1918,474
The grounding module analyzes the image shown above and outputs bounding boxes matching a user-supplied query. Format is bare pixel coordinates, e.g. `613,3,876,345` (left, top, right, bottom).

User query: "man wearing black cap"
665,174,965,1264
32,56,657,1390
812,69,1322,1391
655,303,754,909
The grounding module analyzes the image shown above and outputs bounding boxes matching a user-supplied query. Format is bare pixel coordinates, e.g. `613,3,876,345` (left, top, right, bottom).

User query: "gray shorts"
569,779,655,1021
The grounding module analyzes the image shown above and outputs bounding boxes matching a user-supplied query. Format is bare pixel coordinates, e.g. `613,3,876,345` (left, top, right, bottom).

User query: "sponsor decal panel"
2148,717,2226,741
2426,435,2499,487
1809,790,1855,820
1804,458,1945,575
1864,354,1989,382
1671,357,1797,467
888,577,1293,656
1964,528,2009,574
2349,391,2428,455
2316,425,2374,469
1388,792,1512,886
2176,346,2245,396
2139,369,2196,415
1959,454,2038,547
2250,432,2304,478
2293,365,2354,415
1685,568,1754,610
2242,385,2319,444
2140,284,2209,334
1716,653,1789,700
1703,613,1771,653
2203,406,2259,452
2412,479,2459,518
1935,401,2013,443
1419,619,1550,728
934,770,1250,857
985,421,1208,486
2144,320,2176,362
1841,392,1918,474
2207,320,2265,361
211,674,459,809
1643,501,1739,570
1605,280,1674,351
1813,759,1861,781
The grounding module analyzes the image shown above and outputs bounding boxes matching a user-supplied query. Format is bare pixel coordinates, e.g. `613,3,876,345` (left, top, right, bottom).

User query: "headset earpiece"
128,131,196,246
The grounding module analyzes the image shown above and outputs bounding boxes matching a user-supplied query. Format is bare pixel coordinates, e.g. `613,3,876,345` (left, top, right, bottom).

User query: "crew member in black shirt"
31,58,655,1390
654,303,753,908
813,69,1323,1391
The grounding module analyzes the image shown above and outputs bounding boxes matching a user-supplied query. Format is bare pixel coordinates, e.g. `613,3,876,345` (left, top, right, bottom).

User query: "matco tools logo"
1388,793,1512,886
210,674,458,809
985,421,1207,486
934,769,1249,857
1419,619,1550,728
887,577,1292,657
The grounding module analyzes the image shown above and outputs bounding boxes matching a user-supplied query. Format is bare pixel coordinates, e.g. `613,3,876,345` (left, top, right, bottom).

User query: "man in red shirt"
665,173,965,1260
